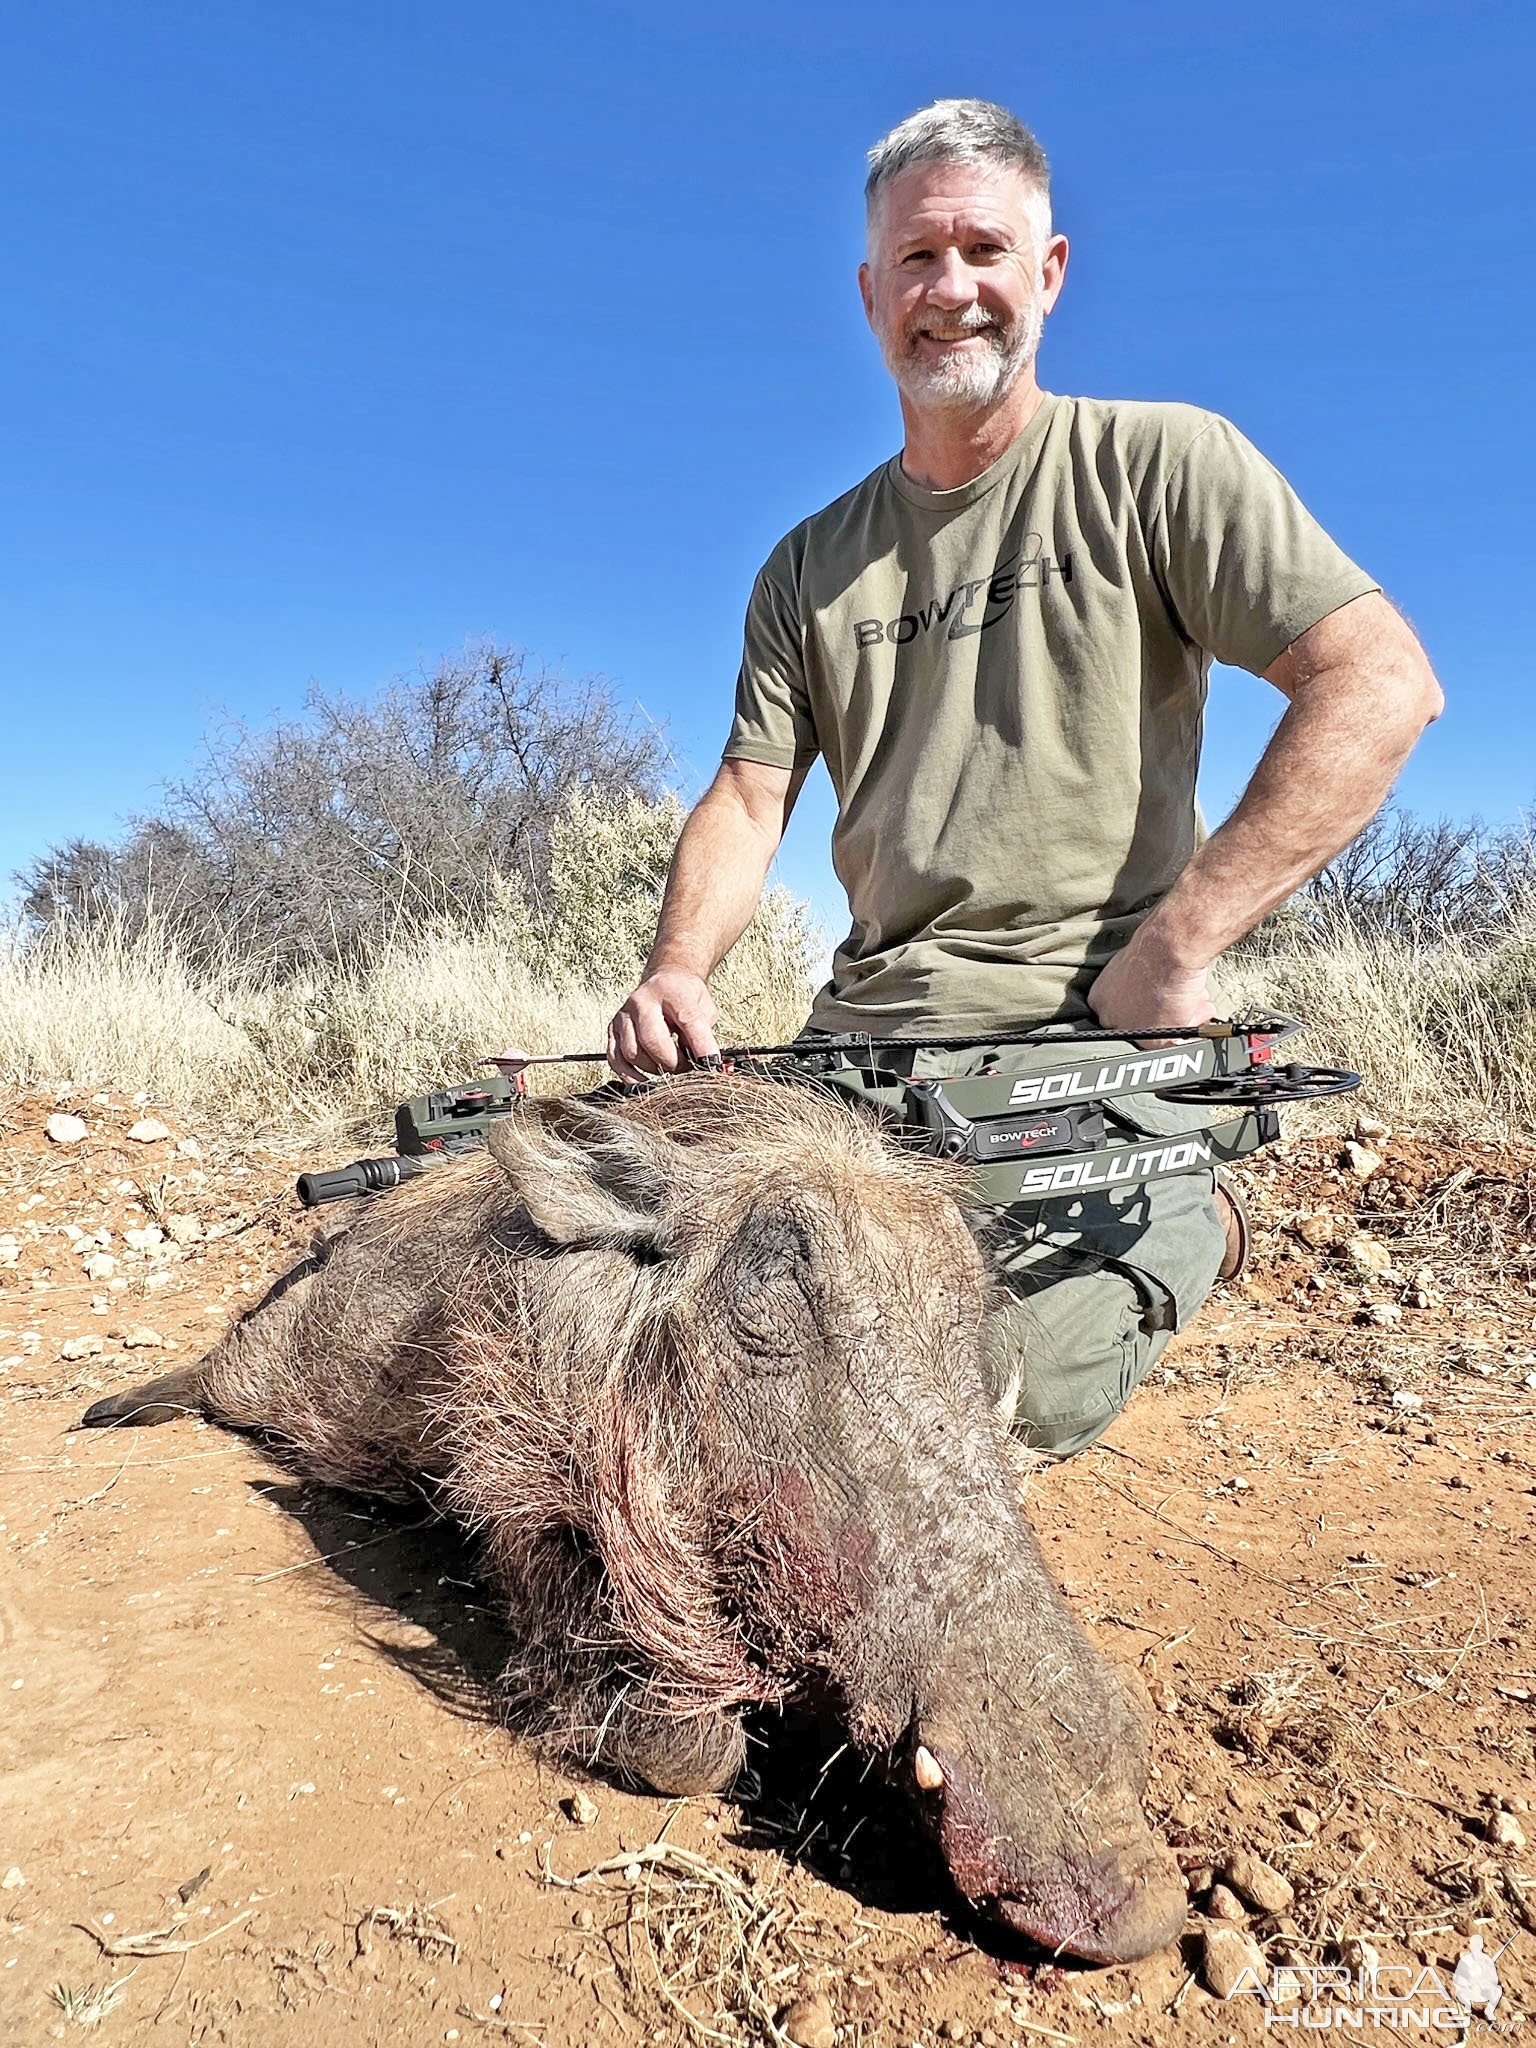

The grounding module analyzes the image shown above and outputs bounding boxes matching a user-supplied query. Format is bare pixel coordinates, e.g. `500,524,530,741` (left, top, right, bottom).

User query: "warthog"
84,1077,1185,1962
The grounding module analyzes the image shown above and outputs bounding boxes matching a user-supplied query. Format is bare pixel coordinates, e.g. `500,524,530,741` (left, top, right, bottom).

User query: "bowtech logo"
853,533,1072,649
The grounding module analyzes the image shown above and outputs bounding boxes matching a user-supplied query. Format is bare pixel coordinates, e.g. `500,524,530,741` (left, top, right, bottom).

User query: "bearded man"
608,99,1442,1456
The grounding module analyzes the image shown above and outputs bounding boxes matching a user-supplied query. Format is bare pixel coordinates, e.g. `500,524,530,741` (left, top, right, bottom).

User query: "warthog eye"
720,1212,818,1371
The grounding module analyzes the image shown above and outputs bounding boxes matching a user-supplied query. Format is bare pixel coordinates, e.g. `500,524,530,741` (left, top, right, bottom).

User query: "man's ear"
485,1097,686,1256
1040,232,1070,315
858,259,875,330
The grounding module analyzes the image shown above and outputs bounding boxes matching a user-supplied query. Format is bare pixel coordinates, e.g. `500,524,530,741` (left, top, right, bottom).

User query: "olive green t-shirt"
724,394,1378,1035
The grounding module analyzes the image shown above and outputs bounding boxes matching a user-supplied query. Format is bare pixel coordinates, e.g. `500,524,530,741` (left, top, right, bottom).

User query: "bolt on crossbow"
295,1014,1358,1211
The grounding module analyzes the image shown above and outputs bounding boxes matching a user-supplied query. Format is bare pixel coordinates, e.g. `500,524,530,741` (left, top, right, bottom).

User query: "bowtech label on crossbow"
295,1015,1359,1212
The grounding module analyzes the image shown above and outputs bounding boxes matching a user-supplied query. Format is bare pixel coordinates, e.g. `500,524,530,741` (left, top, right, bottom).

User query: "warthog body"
85,1077,1185,1962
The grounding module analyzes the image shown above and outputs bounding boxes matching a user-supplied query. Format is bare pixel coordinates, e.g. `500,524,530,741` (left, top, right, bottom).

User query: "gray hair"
865,99,1052,240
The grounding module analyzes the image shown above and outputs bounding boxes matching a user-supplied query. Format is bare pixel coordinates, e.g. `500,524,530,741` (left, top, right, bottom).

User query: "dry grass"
49,1976,135,2026
3,806,1534,1139
541,1837,843,2047
1217,904,1536,1135
0,794,820,1139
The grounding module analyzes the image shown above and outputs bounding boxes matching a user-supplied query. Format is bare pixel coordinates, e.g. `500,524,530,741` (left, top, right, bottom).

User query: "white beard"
880,294,1044,412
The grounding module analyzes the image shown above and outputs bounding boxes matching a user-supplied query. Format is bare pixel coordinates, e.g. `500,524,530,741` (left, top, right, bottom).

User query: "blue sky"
2,0,1531,937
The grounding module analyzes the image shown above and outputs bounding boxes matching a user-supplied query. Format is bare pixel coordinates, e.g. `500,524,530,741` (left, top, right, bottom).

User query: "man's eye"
969,243,1005,259
901,249,933,266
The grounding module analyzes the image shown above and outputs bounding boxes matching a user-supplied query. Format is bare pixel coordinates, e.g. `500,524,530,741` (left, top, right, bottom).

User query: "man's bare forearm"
1134,595,1444,976
608,758,800,1077
645,763,792,979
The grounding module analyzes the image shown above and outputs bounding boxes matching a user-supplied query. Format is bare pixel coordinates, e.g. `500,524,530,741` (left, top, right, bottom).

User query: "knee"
988,1273,1171,1461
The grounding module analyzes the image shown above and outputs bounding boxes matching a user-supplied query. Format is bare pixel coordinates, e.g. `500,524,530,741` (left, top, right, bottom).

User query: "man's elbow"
707,757,798,848
1410,654,1446,730
1390,620,1445,735
1350,595,1444,735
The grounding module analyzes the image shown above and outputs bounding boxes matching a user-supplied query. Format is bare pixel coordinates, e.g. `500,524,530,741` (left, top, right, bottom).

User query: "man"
608,99,1442,1455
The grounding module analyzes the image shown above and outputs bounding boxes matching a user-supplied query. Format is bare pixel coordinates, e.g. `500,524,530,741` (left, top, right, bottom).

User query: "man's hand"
1087,935,1218,1038
607,968,723,1082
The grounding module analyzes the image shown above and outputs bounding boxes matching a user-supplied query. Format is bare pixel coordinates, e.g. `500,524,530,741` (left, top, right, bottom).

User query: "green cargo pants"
885,1037,1231,1460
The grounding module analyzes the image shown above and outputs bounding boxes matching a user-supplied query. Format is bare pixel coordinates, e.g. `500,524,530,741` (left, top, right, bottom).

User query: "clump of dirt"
2,1088,1533,2046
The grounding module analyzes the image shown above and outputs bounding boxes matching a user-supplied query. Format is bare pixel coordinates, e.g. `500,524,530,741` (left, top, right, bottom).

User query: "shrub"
0,788,821,1136
17,646,670,973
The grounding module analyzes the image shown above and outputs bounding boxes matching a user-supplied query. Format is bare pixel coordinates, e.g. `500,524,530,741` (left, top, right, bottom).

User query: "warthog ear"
485,1097,686,1255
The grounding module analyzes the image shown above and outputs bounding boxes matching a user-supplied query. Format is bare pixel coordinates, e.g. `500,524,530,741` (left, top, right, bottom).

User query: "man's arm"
607,757,805,1079
1087,591,1444,1031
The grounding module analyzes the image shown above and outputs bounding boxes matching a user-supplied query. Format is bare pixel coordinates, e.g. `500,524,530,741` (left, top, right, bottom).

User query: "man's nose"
924,249,977,311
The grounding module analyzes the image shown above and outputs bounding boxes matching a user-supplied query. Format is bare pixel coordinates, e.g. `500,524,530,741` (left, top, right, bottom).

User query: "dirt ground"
3,1087,1535,2048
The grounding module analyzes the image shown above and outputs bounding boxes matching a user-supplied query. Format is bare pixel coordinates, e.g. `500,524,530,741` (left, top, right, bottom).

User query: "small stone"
1346,1235,1393,1279
1367,1303,1403,1328
166,1213,204,1246
1184,1864,1215,1896
1339,1936,1380,1973
1488,1811,1527,1851
1295,1211,1337,1247
1206,1882,1246,1920
121,1327,165,1349
941,2024,968,2043
1342,1141,1384,1179
45,1114,88,1146
125,1225,165,1251
1,1865,24,1890
1390,1390,1423,1411
1201,1923,1267,1998
1283,1805,1320,1838
563,1790,599,1827
176,1136,203,1158
128,1118,173,1143
779,1992,837,2048
573,1907,594,1930
1355,1117,1392,1141
622,1862,642,1883
59,1336,105,1361
1221,1848,1295,1914
1147,1677,1180,1713
84,1252,116,1281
